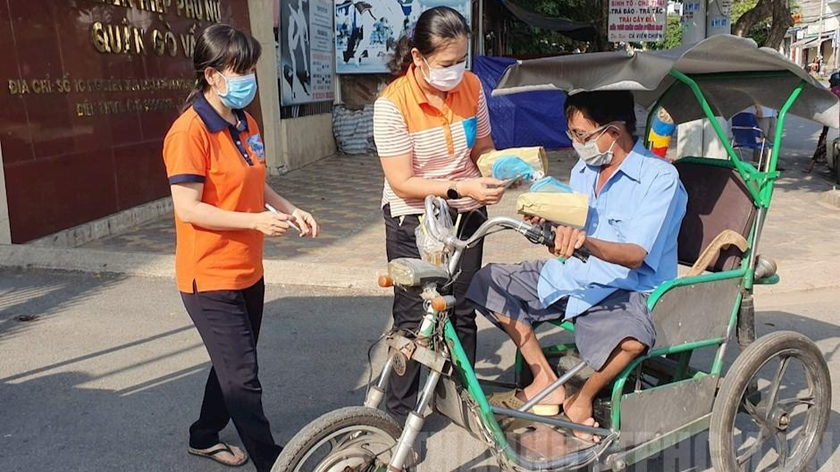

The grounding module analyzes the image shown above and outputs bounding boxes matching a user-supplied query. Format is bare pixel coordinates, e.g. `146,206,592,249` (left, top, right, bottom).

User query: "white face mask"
572,126,619,166
422,57,466,92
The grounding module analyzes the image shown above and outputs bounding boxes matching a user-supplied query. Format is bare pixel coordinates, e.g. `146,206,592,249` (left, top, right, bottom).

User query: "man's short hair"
564,91,637,136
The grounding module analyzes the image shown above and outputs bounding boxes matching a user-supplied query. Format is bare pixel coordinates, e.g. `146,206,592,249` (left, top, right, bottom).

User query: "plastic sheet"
530,176,573,193
492,156,537,181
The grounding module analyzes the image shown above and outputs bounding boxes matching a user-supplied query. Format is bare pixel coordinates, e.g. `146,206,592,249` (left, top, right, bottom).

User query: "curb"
0,244,379,290
2,243,839,295
820,189,840,209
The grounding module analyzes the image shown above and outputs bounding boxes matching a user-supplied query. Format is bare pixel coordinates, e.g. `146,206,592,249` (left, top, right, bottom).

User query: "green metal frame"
644,70,806,209
443,319,517,462
432,70,806,470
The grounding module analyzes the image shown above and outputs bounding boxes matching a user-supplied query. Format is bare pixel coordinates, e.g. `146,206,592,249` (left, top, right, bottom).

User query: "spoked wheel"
710,331,831,472
271,407,407,472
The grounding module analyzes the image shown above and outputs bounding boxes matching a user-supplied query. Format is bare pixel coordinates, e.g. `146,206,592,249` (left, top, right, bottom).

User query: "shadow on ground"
0,269,127,343
3,271,838,472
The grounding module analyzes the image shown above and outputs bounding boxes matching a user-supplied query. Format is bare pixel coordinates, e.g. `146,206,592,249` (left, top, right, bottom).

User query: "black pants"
383,204,486,421
181,279,282,472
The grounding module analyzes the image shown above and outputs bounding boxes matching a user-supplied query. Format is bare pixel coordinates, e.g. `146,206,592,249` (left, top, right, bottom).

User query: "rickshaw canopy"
493,35,840,129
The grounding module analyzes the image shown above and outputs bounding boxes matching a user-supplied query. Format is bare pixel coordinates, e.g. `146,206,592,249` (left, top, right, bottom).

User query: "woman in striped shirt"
373,6,504,421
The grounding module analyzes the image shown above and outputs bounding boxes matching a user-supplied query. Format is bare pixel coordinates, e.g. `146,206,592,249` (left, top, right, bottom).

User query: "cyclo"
272,36,836,472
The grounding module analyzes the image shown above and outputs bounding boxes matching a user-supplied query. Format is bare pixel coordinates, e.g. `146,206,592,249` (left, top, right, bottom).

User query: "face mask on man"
214,71,258,109
421,57,466,92
570,124,620,167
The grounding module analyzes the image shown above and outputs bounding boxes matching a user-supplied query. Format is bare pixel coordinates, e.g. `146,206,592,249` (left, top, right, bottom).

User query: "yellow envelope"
516,192,589,229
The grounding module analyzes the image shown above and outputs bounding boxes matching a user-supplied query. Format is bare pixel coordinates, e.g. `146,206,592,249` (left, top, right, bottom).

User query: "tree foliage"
506,0,688,55
647,15,684,50
505,0,612,54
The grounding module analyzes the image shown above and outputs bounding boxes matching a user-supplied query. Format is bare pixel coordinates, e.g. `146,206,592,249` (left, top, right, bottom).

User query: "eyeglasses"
565,121,625,143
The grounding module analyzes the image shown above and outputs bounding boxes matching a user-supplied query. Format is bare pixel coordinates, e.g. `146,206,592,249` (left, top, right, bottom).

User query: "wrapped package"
477,147,548,179
516,192,589,229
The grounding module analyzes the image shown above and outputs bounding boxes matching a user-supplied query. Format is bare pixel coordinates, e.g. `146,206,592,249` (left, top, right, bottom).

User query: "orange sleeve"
163,125,208,185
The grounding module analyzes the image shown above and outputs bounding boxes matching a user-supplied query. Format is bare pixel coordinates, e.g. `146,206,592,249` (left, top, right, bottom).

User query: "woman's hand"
458,178,505,205
291,208,319,238
252,211,291,237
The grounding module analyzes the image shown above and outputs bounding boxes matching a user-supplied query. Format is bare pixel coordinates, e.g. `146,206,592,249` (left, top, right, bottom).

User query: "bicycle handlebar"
423,196,588,274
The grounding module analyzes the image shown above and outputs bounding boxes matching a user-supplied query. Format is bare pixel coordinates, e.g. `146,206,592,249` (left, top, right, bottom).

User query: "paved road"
1,268,838,472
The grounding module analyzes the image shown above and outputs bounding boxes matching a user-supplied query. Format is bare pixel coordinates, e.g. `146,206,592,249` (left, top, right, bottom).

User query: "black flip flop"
188,442,249,468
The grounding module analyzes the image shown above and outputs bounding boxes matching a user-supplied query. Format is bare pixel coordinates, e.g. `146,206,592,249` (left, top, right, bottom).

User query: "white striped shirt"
374,67,492,217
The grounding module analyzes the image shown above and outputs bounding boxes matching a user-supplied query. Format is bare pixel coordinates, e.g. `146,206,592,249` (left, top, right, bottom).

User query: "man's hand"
552,225,586,259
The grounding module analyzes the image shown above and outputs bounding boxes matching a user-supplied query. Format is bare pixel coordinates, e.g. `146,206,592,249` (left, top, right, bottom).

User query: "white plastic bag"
415,210,455,267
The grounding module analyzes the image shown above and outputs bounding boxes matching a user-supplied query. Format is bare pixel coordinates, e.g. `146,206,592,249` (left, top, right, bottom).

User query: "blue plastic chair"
731,112,773,162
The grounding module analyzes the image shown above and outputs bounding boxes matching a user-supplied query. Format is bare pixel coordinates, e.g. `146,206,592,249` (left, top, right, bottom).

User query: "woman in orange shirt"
162,24,318,472
373,7,503,421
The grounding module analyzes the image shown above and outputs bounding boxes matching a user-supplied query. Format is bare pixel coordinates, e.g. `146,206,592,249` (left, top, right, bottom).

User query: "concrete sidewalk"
1,117,839,293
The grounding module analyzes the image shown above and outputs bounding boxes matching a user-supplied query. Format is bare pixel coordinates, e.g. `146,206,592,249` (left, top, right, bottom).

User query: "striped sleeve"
373,97,412,158
476,87,492,139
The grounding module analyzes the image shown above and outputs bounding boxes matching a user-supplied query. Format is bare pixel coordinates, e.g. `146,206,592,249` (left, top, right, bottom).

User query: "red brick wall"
0,0,257,243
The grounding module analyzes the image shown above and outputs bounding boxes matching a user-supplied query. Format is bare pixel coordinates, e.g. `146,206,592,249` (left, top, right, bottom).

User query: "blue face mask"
215,71,257,109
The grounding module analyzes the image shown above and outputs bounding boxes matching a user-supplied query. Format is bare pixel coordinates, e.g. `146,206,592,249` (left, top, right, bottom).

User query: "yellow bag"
476,147,549,178
516,192,589,229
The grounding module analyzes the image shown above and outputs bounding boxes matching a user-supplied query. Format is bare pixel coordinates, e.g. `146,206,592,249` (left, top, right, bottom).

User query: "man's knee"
470,264,495,290
620,338,647,356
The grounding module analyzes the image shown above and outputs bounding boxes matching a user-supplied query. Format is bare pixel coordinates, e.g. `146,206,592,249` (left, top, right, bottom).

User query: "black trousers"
181,279,283,472
383,204,486,421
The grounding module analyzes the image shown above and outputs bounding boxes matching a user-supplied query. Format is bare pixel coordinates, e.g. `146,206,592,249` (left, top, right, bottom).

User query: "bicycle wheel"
709,331,831,472
271,406,408,472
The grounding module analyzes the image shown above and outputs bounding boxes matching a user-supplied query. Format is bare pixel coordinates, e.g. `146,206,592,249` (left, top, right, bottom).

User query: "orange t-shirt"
162,94,267,293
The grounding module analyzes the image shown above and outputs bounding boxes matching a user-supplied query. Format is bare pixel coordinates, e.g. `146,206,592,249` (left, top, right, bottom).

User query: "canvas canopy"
493,35,840,129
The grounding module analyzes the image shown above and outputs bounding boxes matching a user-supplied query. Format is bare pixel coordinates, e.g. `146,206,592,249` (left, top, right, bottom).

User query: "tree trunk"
765,0,793,49
590,0,613,51
733,0,772,37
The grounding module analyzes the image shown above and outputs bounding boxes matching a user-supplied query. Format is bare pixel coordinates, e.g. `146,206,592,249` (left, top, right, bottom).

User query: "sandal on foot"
188,442,249,467
487,389,560,416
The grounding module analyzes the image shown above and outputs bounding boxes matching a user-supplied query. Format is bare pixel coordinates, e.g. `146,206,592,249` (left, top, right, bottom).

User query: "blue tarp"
472,56,571,149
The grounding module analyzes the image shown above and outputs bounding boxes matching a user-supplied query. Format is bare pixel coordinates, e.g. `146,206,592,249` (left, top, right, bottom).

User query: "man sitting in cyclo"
466,91,688,440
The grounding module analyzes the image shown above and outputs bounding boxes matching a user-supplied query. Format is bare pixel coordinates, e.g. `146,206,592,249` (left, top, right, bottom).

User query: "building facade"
0,0,336,245
785,0,840,71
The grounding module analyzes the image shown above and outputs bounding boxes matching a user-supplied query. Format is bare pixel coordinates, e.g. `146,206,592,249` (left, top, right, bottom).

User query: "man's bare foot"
563,394,601,443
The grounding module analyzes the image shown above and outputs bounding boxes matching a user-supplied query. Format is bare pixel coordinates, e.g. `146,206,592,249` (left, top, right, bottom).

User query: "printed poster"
608,0,667,43
335,0,471,74
278,0,336,105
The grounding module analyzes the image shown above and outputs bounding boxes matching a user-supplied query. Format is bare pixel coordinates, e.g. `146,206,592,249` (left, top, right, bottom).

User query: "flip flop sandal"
487,389,560,417
188,442,249,468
